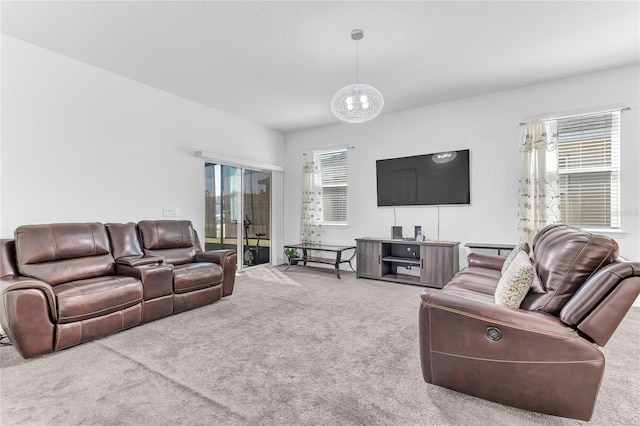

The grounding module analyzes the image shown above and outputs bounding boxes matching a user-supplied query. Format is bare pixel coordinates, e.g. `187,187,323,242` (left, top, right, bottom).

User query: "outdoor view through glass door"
242,168,271,267
204,163,271,269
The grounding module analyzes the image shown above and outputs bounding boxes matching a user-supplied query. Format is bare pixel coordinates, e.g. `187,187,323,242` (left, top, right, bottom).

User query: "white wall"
2,35,638,265
1,36,286,239
285,64,640,263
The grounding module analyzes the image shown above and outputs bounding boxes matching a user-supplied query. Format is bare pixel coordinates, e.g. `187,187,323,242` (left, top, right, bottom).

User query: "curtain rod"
303,145,355,155
519,106,631,126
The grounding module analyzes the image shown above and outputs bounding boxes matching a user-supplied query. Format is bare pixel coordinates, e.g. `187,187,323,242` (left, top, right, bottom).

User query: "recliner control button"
486,326,502,341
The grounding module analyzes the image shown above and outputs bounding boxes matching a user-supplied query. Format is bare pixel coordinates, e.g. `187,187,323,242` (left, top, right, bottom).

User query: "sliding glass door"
204,163,240,251
205,163,271,269
242,168,271,267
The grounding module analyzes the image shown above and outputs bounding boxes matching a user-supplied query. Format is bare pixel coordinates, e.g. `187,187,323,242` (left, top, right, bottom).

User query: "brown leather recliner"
136,220,237,314
0,223,148,358
419,224,640,421
0,220,237,359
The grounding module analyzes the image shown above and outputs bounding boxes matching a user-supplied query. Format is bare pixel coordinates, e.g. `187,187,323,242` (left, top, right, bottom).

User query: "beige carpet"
1,265,638,425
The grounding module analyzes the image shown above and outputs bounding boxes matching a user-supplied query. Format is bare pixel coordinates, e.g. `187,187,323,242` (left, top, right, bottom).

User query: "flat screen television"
376,149,470,206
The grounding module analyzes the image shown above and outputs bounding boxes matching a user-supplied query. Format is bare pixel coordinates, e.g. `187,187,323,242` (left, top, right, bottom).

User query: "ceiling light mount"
351,29,364,41
331,29,384,124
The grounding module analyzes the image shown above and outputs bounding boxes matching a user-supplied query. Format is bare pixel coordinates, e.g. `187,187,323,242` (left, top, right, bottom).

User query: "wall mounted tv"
376,149,470,206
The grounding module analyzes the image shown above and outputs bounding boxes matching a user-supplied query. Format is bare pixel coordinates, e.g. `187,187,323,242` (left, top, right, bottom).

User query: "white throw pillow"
495,250,534,308
501,241,530,274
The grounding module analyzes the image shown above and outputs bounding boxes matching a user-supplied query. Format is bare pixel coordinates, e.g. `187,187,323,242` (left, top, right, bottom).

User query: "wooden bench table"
284,243,356,279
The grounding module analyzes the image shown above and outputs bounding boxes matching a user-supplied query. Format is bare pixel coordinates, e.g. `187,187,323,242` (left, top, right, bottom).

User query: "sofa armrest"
195,249,231,265
116,255,163,267
467,252,505,271
115,264,174,300
195,250,237,297
420,288,573,336
1,276,57,358
561,261,640,346
2,276,57,318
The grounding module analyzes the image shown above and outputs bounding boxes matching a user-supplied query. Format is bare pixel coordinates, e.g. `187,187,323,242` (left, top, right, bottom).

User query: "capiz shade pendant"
331,83,384,123
331,29,384,124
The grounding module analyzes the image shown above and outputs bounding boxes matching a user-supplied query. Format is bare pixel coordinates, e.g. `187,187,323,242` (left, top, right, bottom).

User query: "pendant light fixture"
331,29,384,123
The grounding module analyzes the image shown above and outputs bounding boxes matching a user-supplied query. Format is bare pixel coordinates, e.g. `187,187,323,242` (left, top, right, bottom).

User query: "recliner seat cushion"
54,276,143,323
173,263,222,294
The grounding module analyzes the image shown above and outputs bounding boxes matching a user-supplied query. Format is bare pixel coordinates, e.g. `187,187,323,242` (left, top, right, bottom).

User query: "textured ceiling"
2,1,639,133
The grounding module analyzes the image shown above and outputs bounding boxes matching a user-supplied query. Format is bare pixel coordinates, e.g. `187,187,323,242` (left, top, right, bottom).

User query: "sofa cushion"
105,222,144,260
445,271,499,296
138,220,197,265
138,220,196,249
530,268,545,293
15,223,115,285
461,266,502,281
53,276,143,324
501,241,530,275
521,224,619,315
495,251,534,308
173,263,223,294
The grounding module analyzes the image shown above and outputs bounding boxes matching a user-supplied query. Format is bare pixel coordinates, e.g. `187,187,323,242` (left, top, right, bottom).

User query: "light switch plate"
163,207,178,217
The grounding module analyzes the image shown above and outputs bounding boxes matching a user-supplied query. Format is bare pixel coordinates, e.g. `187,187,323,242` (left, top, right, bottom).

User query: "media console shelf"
355,238,459,288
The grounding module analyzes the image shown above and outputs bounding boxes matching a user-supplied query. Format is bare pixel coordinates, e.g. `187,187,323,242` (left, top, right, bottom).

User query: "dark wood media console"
355,238,459,288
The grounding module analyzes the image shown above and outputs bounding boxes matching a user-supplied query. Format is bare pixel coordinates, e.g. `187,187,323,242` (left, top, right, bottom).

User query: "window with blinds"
557,111,621,229
319,149,348,224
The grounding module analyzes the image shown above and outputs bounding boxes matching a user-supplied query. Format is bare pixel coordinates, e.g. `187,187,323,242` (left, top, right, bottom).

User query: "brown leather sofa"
419,224,640,421
0,220,236,359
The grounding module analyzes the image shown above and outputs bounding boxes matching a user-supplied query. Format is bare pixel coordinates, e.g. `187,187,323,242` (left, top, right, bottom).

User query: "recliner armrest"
1,276,57,358
195,250,237,297
195,249,233,265
116,255,163,267
115,263,174,300
467,252,505,271
1,276,57,318
420,288,574,336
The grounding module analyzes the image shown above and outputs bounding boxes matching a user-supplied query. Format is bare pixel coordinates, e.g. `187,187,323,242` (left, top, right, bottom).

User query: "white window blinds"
319,149,348,224
557,111,621,229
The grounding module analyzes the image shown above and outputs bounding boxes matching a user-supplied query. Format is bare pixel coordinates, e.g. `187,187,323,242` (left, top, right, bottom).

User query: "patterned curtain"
518,120,561,245
300,152,324,244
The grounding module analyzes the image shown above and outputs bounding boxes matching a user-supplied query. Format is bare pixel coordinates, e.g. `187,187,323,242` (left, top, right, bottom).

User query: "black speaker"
392,226,403,239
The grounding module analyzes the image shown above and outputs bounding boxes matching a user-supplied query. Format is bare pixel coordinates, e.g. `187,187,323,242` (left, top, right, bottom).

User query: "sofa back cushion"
1,239,17,278
15,223,115,285
137,220,197,265
520,224,618,315
105,222,144,260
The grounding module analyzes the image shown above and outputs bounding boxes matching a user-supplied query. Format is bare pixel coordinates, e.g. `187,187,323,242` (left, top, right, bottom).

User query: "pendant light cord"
355,40,359,83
